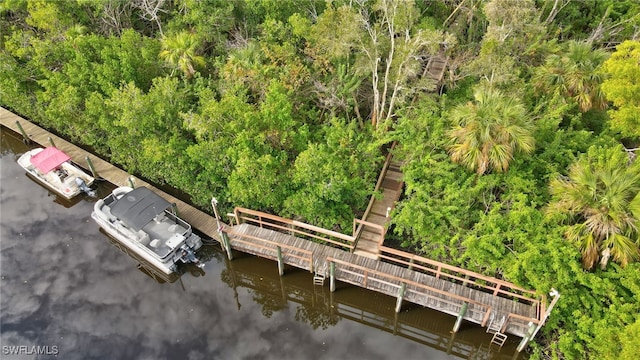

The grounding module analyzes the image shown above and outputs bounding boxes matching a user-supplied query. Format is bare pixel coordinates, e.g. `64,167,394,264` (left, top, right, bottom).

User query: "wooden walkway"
0,107,220,241
354,143,404,259
354,54,449,259
223,208,543,339
423,54,448,85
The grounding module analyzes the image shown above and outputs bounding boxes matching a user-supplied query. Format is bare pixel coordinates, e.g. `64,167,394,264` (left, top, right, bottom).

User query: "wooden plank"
384,171,404,182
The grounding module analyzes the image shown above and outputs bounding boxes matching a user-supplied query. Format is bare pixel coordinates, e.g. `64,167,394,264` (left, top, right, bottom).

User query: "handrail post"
481,307,492,327
493,283,501,295
353,218,356,237
234,208,241,225
352,219,359,252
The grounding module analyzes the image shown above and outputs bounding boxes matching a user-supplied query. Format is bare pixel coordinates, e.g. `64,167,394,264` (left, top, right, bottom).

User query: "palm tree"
447,87,535,175
533,40,608,112
548,146,640,270
221,41,264,96
159,31,205,78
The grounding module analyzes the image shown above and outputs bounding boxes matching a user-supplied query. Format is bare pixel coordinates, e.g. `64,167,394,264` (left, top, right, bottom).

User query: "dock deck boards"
227,223,537,338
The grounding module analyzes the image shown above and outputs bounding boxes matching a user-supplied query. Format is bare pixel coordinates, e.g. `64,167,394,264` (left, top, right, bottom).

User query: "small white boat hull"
96,216,182,274
17,148,95,199
91,187,203,275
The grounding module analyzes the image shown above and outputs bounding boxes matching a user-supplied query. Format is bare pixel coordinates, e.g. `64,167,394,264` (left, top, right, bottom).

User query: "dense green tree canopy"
548,145,640,270
601,40,640,139
2,1,640,359
448,86,534,175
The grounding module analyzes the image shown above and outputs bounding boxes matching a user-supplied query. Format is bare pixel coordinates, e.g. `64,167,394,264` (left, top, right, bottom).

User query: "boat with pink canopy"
17,147,96,199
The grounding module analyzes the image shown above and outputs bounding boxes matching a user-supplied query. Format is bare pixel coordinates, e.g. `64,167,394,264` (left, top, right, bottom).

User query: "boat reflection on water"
23,170,91,208
43,181,84,207
220,253,525,360
99,228,220,284
24,170,114,208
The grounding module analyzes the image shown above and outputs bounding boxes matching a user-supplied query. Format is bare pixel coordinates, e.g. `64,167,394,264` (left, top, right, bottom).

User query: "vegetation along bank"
1,1,639,359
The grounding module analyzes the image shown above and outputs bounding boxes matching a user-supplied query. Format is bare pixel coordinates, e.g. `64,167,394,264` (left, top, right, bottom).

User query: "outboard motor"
181,245,205,269
75,177,97,197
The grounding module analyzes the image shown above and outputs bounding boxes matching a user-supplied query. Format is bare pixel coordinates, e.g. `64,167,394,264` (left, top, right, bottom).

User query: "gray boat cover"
110,187,171,231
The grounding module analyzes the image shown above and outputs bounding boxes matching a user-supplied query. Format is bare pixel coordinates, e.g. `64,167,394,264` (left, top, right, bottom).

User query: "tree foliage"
533,40,609,113
547,145,640,270
448,86,534,175
159,30,206,78
2,1,640,359
601,40,640,139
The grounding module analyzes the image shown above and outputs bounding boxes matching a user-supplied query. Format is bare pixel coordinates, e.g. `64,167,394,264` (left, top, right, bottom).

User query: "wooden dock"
354,142,404,259
423,54,448,85
223,208,543,340
0,106,220,241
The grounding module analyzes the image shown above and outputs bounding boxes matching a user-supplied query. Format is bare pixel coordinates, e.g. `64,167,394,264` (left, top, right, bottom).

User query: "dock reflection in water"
2,125,526,360
220,253,524,359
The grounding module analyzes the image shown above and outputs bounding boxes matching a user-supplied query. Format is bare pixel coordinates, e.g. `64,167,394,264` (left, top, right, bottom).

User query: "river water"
0,126,526,360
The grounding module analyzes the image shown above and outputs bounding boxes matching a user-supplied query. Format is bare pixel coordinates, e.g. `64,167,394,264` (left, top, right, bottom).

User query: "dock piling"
128,176,135,188
395,283,406,313
452,302,468,333
516,322,536,352
15,121,30,144
85,156,98,178
277,246,284,276
171,203,180,217
221,231,233,260
48,136,56,147
330,261,336,292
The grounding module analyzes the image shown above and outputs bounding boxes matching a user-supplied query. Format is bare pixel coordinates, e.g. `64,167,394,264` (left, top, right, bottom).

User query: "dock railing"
327,257,495,327
229,207,356,252
378,246,541,310
353,142,397,249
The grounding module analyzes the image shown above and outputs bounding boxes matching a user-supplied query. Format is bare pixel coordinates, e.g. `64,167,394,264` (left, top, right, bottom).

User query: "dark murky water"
1,126,526,359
